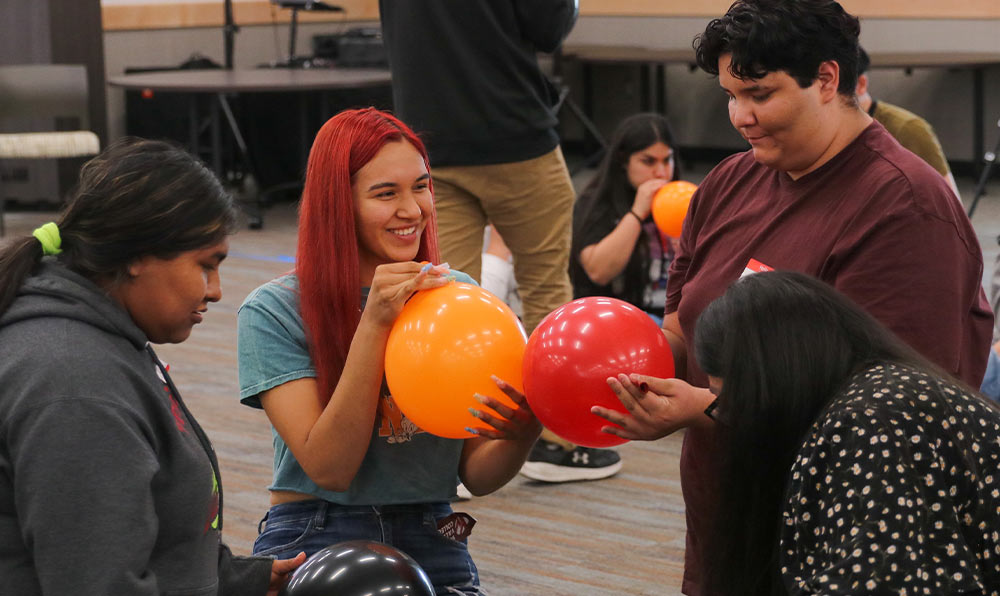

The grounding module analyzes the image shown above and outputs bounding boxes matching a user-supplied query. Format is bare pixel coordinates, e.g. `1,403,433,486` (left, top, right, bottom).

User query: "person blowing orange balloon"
522,113,688,484
236,108,541,595
570,112,684,324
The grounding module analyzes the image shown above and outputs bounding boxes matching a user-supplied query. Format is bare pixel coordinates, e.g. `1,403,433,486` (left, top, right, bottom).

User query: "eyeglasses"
704,397,721,421
703,396,732,426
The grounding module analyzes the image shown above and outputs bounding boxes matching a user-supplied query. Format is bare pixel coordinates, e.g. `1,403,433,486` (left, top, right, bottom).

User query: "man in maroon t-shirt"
591,1,993,595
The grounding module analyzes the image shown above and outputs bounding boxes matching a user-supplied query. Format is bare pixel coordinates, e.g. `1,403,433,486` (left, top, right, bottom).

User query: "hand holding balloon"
522,297,674,447
466,375,542,441
385,281,527,439
268,552,306,596
593,374,716,440
632,177,669,219
278,540,433,596
364,262,451,328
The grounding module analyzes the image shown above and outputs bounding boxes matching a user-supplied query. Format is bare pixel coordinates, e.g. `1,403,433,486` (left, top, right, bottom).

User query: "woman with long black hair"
603,271,1000,594
569,112,682,320
691,271,1000,595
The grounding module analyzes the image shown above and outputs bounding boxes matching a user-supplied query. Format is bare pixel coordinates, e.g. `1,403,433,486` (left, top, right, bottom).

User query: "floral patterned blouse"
781,363,1000,595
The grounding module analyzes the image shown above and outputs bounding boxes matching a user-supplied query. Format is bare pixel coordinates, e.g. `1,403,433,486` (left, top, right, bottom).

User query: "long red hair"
297,108,440,400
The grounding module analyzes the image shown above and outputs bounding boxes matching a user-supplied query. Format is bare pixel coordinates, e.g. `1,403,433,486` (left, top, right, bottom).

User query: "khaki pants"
433,148,577,450
432,146,574,336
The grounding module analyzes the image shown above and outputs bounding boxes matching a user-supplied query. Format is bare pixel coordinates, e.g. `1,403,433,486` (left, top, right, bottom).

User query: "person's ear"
126,256,149,279
855,73,869,97
815,60,841,102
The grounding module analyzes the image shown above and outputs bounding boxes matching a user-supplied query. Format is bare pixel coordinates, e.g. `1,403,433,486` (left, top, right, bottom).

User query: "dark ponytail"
0,238,45,315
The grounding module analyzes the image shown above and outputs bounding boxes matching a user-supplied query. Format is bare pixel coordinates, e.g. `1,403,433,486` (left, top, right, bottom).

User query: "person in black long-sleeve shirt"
380,0,623,482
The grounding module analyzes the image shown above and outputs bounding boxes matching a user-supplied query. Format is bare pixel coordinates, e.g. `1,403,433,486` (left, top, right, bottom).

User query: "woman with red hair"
237,108,540,594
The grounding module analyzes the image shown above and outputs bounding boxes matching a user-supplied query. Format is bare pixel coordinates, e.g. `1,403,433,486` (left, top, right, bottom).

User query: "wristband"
627,210,643,223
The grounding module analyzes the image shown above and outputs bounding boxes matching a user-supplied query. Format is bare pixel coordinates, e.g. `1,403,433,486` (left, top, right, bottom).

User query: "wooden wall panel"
579,0,1000,19
101,0,1000,31
102,0,379,31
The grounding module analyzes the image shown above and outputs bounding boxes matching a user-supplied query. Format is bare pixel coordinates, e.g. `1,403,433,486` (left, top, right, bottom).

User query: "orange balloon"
384,281,527,438
651,180,698,238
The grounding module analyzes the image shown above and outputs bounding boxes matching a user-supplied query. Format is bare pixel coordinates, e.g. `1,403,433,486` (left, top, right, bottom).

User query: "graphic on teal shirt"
377,383,422,444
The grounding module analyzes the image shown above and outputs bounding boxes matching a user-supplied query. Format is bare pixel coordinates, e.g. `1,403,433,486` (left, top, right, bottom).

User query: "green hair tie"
32,222,63,256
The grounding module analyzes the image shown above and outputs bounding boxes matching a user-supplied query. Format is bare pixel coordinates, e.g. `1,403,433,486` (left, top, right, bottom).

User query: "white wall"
102,15,1000,163
565,16,1000,162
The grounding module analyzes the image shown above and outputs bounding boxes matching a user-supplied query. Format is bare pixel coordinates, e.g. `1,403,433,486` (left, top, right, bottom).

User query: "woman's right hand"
632,178,669,220
363,262,451,328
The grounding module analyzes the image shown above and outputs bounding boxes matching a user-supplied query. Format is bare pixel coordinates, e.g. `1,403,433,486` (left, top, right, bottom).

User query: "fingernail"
639,382,649,393
420,263,432,273
464,426,479,435
491,375,505,387
438,262,450,270
472,393,486,404
467,408,480,418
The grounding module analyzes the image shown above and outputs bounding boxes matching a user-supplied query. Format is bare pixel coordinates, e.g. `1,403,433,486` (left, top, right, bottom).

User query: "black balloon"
278,540,435,596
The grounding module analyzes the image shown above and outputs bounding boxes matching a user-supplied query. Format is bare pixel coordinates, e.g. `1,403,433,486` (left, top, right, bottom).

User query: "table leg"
188,96,200,158
965,118,1000,218
656,64,666,115
973,66,984,176
216,92,263,229
299,93,309,170
320,90,330,122
210,98,222,177
639,64,650,112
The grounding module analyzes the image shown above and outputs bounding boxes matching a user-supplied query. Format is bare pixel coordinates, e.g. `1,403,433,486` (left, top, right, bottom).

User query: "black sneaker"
519,439,623,483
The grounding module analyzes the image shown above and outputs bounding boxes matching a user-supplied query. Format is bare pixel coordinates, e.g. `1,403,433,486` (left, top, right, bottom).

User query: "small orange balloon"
385,281,527,438
651,180,698,238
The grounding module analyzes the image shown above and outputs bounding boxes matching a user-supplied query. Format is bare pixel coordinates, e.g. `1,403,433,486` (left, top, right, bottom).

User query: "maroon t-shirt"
665,122,993,595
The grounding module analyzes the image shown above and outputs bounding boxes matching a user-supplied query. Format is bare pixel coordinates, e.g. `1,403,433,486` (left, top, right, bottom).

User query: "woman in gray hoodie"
0,138,302,595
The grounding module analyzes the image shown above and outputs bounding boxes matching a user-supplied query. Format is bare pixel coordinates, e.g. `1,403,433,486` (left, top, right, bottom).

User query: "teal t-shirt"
237,272,475,505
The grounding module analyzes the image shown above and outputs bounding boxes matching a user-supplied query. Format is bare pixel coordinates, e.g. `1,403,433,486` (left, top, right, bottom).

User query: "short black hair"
693,0,862,96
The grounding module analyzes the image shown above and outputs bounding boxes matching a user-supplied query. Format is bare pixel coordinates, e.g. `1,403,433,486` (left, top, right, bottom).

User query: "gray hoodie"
0,260,272,595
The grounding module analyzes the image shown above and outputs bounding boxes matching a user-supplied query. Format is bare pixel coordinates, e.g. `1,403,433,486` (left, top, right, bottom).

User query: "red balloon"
522,297,674,447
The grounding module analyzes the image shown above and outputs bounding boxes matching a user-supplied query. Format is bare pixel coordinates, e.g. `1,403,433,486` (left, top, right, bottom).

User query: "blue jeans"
980,347,1000,403
253,500,484,595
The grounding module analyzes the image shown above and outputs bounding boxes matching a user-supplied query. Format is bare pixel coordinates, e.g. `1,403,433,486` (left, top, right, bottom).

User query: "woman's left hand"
592,374,715,440
267,552,306,596
467,376,542,441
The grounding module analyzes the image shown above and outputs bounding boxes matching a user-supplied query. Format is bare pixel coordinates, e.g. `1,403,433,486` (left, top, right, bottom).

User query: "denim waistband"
259,499,452,532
